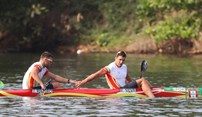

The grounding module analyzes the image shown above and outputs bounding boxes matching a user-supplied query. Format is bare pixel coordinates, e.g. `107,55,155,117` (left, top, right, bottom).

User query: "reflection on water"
1,97,202,116
0,53,202,116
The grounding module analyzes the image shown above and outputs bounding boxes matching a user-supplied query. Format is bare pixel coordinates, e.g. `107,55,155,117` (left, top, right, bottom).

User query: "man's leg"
136,78,155,98
32,83,54,89
51,81,63,89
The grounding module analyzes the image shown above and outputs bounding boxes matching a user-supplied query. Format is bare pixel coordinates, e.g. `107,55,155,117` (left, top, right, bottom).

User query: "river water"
0,52,202,117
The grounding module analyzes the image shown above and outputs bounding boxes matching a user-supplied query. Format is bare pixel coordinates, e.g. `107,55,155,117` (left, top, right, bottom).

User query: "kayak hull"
0,87,201,98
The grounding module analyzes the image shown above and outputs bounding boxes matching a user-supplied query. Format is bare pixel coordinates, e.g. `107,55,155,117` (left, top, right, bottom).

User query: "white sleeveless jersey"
105,62,127,87
22,62,48,89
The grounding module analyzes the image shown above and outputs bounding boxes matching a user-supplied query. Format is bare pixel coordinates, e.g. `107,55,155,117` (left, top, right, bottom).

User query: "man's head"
115,51,127,67
40,51,53,67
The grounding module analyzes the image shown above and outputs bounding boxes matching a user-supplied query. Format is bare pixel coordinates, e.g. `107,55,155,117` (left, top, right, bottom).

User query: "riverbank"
56,38,202,55
1,35,202,55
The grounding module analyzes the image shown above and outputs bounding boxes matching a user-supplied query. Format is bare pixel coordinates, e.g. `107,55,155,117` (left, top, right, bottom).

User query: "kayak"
0,87,201,98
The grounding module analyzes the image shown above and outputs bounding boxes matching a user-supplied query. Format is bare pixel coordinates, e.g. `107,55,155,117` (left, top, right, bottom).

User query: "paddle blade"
141,60,148,72
0,81,4,90
140,60,148,77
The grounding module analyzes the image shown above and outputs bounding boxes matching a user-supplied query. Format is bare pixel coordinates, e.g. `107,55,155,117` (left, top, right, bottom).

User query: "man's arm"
30,67,46,90
45,72,77,84
125,73,132,83
76,68,105,88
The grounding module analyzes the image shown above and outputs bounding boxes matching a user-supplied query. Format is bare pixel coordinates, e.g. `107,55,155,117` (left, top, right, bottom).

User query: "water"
0,53,202,117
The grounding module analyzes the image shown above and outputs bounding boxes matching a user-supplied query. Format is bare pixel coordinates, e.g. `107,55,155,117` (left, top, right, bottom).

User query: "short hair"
40,51,53,59
115,51,127,57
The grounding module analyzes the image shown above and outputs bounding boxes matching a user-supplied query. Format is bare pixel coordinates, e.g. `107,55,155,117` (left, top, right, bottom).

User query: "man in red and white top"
22,51,77,90
76,51,155,98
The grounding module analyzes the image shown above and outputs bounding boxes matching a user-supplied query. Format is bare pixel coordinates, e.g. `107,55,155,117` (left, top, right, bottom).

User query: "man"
76,51,155,98
22,51,77,90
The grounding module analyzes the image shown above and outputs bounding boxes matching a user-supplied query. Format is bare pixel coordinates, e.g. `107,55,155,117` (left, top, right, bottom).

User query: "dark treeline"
0,0,202,54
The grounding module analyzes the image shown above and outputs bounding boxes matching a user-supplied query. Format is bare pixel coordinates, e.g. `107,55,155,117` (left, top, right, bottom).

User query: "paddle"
140,60,148,78
0,80,4,90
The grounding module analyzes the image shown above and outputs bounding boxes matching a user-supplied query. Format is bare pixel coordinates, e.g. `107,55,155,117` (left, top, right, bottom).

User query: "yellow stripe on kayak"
0,91,18,96
105,93,147,98
43,92,148,98
175,95,187,98
44,92,101,97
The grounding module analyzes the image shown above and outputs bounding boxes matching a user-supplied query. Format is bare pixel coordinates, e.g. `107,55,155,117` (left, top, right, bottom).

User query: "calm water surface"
0,53,202,117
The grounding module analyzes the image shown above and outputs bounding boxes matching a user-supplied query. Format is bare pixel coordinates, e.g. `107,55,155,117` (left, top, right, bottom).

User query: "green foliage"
30,4,48,18
78,0,141,47
145,10,201,42
137,0,202,42
1,0,202,52
99,0,137,31
96,33,110,47
136,0,202,19
0,0,82,51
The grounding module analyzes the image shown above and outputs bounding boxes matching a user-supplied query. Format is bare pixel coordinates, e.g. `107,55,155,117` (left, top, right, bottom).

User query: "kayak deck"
0,87,201,98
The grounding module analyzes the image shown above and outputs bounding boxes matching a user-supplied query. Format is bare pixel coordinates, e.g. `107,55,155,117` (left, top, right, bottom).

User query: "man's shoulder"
31,62,46,71
107,62,115,67
122,64,127,68
31,61,40,66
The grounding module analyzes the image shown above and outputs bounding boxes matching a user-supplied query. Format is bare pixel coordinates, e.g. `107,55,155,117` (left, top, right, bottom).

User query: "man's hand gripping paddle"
140,60,148,78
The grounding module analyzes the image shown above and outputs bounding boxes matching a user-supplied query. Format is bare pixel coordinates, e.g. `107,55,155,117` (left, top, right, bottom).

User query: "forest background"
1,0,202,55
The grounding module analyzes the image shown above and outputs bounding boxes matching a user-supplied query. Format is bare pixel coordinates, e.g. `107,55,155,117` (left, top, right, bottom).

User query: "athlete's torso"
105,62,127,87
22,62,48,89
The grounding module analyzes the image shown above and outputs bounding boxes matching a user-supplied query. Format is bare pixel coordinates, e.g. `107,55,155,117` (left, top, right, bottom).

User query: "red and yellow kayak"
0,87,201,98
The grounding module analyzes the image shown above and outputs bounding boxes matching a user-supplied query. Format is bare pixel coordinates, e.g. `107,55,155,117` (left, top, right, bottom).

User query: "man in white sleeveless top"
22,51,77,90
76,51,155,98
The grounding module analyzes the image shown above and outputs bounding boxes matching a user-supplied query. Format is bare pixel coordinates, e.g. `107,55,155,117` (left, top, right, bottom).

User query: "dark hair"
115,51,127,57
40,51,53,59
